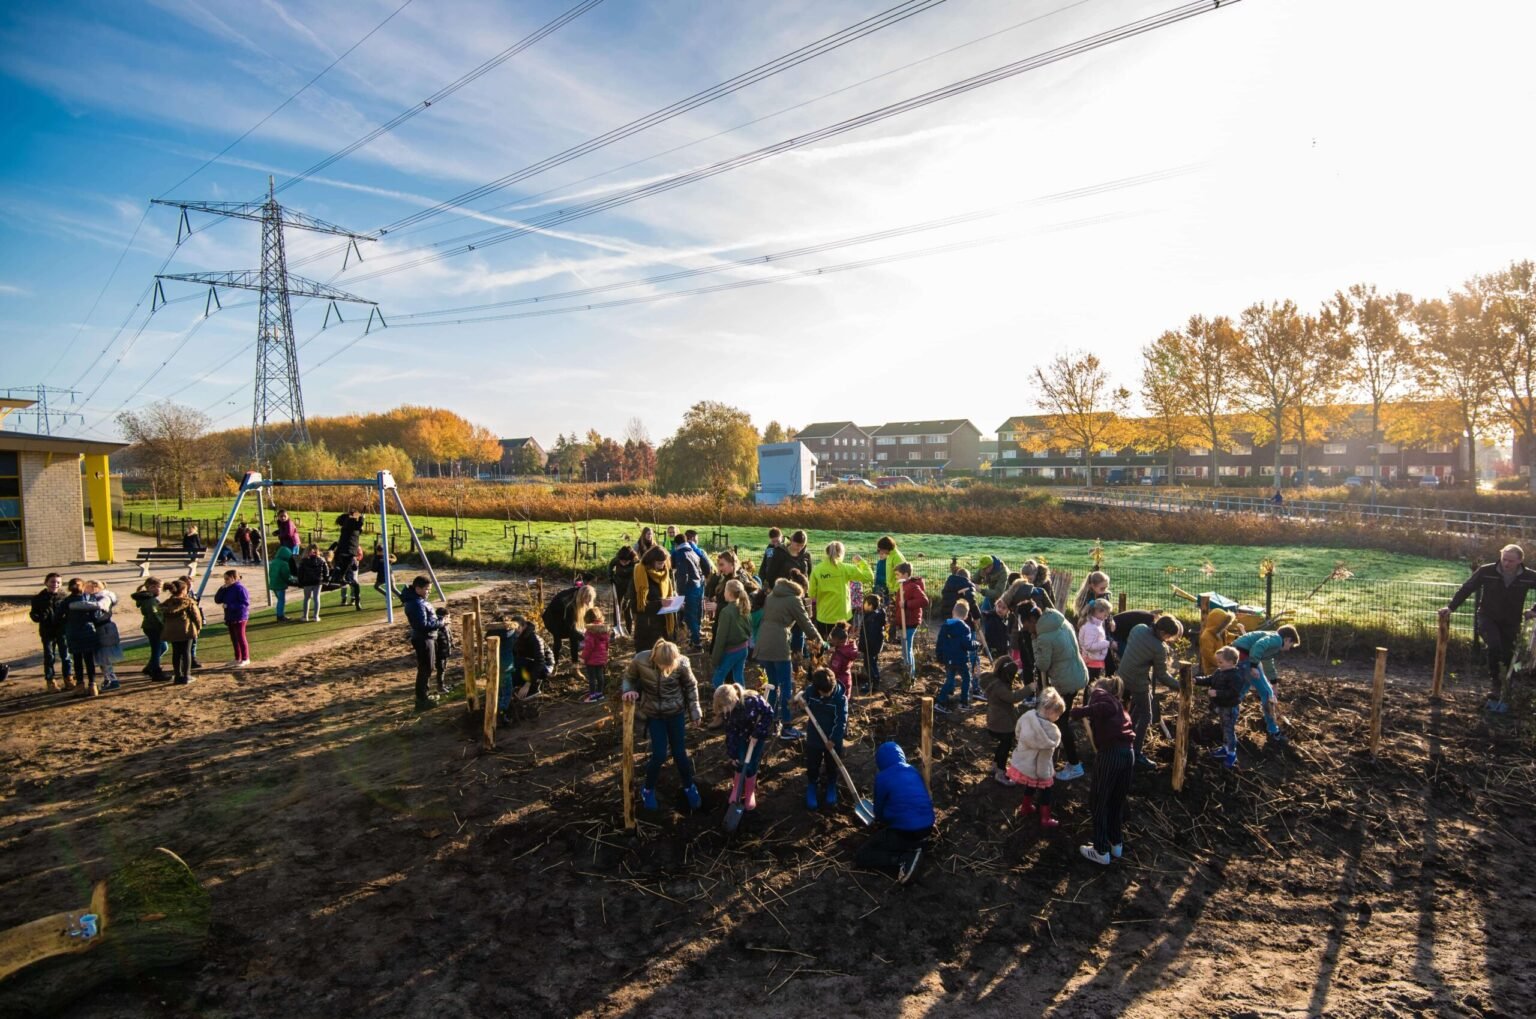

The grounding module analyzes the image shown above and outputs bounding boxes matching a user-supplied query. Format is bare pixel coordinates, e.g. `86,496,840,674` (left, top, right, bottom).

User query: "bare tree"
116,404,212,511
1031,351,1130,488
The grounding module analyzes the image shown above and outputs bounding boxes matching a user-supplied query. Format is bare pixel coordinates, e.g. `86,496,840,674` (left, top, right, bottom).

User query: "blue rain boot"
683,784,702,811
805,783,819,810
823,782,838,806
641,787,657,811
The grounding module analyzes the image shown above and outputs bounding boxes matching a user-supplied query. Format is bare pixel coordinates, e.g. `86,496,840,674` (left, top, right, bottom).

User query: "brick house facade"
793,422,872,473
872,420,982,476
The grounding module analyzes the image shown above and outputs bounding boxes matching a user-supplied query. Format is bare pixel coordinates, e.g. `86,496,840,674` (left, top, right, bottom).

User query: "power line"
273,0,608,196
390,165,1195,321
43,205,152,379
338,0,1243,287
158,0,418,197
325,0,1097,260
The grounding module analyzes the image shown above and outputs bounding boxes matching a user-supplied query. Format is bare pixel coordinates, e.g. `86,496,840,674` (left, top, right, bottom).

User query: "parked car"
1105,469,1131,485
1419,475,1442,487
1344,476,1368,488
842,477,877,489
875,475,916,489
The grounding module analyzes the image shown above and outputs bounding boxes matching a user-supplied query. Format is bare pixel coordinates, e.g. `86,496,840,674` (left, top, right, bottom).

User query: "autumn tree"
1169,315,1240,486
116,403,211,510
1323,284,1415,487
1483,260,1536,492
586,436,626,482
1287,318,1352,486
1030,351,1130,487
345,443,416,484
1407,291,1499,483
1138,332,1198,481
1231,300,1306,484
654,401,759,494
270,441,345,514
623,438,657,480
762,420,789,444
547,433,592,479
504,443,544,476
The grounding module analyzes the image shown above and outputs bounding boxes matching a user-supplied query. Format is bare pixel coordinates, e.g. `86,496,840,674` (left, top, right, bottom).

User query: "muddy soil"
1,582,1532,1018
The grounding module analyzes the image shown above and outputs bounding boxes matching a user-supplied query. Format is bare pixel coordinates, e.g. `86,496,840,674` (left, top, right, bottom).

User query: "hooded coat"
975,556,1009,609
807,556,875,625
401,584,441,638
982,666,1032,734
622,650,702,721
1010,709,1063,783
894,575,930,628
160,593,203,644
267,545,296,591
756,580,817,662
1119,623,1175,695
872,742,934,831
1033,609,1089,695
1199,607,1242,675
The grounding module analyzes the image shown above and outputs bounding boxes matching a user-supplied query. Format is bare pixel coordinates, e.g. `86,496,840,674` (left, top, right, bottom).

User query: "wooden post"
1370,647,1387,755
1172,662,1193,792
482,636,501,751
919,696,934,790
1431,615,1449,699
460,612,479,712
622,699,637,830
1117,592,1127,614
535,577,545,630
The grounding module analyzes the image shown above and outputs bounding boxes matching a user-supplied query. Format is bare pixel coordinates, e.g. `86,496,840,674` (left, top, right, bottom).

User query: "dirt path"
1,582,1531,1018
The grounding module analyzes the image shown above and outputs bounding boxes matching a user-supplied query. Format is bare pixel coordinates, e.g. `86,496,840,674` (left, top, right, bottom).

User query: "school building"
0,399,123,568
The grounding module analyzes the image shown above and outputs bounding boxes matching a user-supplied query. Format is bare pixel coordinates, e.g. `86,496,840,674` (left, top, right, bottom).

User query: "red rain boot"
1017,797,1036,817
743,776,758,811
729,772,744,805
1038,805,1059,829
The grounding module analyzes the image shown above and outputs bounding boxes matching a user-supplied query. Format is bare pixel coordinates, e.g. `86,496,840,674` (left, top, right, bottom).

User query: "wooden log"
482,636,501,751
1118,592,1127,614
0,848,210,1016
919,696,934,791
1172,662,1193,792
622,698,637,830
1370,647,1387,755
1431,615,1449,699
460,613,479,712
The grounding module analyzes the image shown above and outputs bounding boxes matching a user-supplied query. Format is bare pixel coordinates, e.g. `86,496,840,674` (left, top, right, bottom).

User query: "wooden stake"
1370,647,1387,755
536,578,545,632
919,696,934,791
482,635,501,751
1171,661,1193,792
1431,615,1449,699
460,612,479,712
1118,592,1127,614
622,698,637,830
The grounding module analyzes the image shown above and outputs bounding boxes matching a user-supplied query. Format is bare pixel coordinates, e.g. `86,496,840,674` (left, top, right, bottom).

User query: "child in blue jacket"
934,602,978,714
796,667,847,809
855,741,935,884
1195,645,1245,766
714,682,776,812
1233,625,1298,745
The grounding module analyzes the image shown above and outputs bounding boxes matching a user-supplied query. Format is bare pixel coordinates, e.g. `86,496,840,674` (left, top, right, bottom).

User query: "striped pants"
1090,745,1134,854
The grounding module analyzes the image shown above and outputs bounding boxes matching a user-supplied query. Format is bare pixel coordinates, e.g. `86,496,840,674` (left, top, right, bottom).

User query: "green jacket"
756,582,817,662
807,556,875,624
1119,623,1176,694
710,603,753,667
267,545,295,590
1033,609,1089,695
1234,630,1285,684
976,557,1009,607
874,548,907,595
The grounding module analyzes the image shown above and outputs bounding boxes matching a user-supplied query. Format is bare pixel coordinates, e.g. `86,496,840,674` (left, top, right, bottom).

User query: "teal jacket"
1119,623,1177,694
1033,609,1088,695
267,545,295,590
1234,630,1285,683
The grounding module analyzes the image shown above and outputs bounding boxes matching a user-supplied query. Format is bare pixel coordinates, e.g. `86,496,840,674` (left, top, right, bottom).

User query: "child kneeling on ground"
1073,675,1136,866
855,740,935,884
795,667,847,809
1011,686,1065,827
1195,645,1244,767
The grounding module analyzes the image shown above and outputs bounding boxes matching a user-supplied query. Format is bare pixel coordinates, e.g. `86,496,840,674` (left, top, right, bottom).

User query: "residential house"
871,420,982,476
793,422,872,474
497,436,547,476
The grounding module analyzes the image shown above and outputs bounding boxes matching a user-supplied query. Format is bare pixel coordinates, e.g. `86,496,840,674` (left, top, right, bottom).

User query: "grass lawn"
117,581,474,668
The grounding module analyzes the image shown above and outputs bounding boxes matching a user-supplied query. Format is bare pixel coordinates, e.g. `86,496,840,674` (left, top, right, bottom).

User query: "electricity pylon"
0,385,83,435
152,177,380,461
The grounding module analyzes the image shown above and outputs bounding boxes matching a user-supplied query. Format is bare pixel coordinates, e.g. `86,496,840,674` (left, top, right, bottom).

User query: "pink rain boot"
743,776,758,811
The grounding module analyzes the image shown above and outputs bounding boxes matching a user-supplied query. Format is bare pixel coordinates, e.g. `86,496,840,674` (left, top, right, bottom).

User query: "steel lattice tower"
153,177,379,461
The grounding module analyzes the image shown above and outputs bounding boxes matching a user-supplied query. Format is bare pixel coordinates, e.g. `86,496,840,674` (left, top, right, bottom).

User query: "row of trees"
1029,258,1535,489
542,422,658,482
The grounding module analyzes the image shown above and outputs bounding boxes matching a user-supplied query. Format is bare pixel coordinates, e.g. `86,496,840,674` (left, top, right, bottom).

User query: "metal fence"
1063,487,1536,541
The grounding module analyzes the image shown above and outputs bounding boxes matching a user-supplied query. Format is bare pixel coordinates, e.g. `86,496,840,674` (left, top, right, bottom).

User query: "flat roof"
0,428,128,455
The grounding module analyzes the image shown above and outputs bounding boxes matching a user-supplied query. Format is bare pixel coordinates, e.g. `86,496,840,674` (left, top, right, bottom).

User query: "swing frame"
192,470,445,623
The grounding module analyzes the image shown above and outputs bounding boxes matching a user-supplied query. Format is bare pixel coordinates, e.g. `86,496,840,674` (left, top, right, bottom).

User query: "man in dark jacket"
401,576,442,712
334,510,366,610
1441,544,1536,711
609,546,637,636
30,573,71,690
760,530,812,655
856,741,935,884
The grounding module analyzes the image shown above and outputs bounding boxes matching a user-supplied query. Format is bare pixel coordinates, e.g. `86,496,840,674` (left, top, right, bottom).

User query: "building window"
1065,448,1082,459
924,434,948,443
1002,450,1017,460
1187,447,1210,457
1407,465,1425,476
1218,465,1241,476
908,452,922,461
999,431,1015,442
1260,465,1276,476
1324,443,1347,455
1230,444,1253,456
1280,443,1299,455
876,452,888,461
1176,466,1198,477
876,437,896,446
1356,465,1376,476
1378,443,1398,454
1098,449,1115,458
901,436,921,445
0,451,20,565
1033,450,1048,459
1426,443,1453,454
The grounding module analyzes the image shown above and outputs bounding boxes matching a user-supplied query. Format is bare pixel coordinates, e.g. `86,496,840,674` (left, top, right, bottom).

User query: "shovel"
723,736,758,833
803,710,875,825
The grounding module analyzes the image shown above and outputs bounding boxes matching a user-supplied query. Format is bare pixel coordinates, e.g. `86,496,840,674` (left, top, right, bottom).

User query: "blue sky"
2,0,1533,448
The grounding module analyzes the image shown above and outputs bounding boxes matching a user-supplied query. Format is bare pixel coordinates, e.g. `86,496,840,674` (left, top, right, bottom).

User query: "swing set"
192,470,446,623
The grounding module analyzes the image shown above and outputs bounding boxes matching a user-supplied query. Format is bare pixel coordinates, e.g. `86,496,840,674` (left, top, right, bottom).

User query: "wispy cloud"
0,283,29,296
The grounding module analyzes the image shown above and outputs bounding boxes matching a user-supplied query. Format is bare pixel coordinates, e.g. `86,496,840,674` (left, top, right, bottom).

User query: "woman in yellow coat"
807,541,875,638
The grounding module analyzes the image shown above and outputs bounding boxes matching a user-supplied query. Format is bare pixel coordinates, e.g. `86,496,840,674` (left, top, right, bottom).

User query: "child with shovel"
797,668,848,809
714,682,776,821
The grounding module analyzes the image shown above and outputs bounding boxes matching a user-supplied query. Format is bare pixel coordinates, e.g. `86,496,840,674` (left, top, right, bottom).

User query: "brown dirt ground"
1,582,1533,1018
